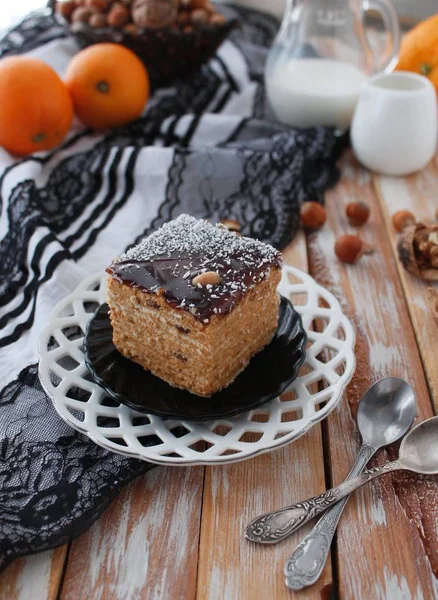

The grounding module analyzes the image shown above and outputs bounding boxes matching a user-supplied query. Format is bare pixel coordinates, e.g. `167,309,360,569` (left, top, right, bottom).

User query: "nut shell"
346,201,370,226
300,201,326,230
85,0,110,11
56,0,77,19
392,210,415,232
71,6,92,22
334,235,364,264
397,223,438,281
89,12,108,27
132,0,177,29
107,3,129,27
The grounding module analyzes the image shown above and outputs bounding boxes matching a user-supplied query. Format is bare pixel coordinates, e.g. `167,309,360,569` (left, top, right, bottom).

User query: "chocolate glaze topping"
107,214,282,323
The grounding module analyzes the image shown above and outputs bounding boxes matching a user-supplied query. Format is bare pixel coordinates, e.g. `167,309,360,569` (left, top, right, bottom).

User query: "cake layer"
107,268,281,396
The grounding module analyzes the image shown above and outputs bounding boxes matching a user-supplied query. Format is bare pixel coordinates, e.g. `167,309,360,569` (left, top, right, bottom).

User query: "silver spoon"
245,378,415,548
246,413,437,590
283,377,416,590
281,415,438,588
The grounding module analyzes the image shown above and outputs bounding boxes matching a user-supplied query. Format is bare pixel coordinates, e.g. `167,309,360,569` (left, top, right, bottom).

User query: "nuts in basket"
56,0,227,31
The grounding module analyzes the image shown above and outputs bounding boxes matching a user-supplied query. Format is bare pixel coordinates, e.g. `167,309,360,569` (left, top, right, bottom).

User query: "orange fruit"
0,57,73,156
64,43,150,131
396,15,438,93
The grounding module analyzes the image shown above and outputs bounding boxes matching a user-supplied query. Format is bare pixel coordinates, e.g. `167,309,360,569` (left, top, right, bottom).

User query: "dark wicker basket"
50,2,238,87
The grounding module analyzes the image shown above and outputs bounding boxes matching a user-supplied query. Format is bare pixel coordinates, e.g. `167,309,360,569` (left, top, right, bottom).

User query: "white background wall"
0,1,44,29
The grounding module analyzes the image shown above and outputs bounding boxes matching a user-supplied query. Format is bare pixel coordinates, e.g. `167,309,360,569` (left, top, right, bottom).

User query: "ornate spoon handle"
283,443,376,589
245,459,401,544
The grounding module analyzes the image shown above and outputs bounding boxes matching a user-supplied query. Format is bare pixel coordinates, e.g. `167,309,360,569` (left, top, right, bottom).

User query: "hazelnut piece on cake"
106,214,282,397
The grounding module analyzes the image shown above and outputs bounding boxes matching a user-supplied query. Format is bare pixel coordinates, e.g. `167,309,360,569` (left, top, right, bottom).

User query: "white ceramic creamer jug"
351,72,438,175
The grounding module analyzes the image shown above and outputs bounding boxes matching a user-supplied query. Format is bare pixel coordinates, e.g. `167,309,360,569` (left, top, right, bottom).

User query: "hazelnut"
431,246,438,268
209,12,226,25
392,210,415,232
89,12,108,26
71,6,92,22
335,235,366,264
107,2,129,26
56,0,77,20
123,23,139,35
300,201,327,230
220,218,241,233
192,271,222,287
132,0,177,29
346,201,370,226
191,0,207,7
85,0,109,11
191,8,208,24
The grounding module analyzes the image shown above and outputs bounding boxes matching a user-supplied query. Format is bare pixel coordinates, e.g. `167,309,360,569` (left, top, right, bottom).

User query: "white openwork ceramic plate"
38,266,356,466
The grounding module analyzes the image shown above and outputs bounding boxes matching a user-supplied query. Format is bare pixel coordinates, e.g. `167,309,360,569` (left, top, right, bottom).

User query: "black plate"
83,297,307,422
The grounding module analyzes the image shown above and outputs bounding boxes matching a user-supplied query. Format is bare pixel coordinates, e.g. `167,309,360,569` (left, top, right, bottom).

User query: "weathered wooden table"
1,150,437,600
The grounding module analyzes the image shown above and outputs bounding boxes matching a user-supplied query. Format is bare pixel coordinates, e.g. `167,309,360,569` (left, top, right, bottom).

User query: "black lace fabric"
0,6,345,570
0,365,152,567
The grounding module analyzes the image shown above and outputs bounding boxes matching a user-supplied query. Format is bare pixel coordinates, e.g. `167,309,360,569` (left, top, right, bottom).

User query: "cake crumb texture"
106,214,282,397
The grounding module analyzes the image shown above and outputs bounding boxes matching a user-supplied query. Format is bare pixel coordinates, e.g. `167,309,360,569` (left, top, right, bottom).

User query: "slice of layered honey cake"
106,214,282,397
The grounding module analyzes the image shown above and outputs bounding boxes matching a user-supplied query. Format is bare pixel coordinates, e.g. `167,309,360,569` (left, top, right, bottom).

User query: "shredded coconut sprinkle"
110,214,282,322
118,214,281,265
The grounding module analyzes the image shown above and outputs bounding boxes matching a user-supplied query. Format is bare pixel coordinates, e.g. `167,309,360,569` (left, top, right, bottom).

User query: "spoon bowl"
400,416,438,475
357,377,416,448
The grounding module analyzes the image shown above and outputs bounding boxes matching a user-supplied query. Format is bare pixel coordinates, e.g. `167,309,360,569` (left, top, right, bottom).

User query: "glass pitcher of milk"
265,0,400,129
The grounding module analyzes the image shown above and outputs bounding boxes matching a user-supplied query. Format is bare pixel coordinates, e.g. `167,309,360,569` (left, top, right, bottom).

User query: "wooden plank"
196,231,334,600
60,465,204,600
196,427,332,600
373,162,438,411
0,547,67,600
308,150,438,600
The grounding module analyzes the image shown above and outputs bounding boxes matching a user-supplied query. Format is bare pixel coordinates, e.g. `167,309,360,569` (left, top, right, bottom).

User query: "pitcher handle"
363,0,400,73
